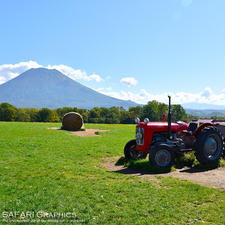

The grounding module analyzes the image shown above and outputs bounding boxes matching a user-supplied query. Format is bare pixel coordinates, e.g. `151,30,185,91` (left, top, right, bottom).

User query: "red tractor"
124,96,225,168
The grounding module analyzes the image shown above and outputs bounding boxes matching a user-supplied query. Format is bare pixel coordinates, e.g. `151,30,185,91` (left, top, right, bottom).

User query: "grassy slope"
0,122,225,225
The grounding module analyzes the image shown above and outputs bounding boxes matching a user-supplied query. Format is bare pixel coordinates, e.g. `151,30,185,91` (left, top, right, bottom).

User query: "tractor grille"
136,127,144,145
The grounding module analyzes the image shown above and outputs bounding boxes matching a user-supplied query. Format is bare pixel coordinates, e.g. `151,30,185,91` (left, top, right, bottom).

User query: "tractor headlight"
136,132,142,139
144,118,149,123
136,127,144,145
134,117,140,124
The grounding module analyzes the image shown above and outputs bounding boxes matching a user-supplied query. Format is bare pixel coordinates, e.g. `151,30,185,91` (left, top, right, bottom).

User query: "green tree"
104,107,120,124
98,107,111,123
158,103,168,120
141,101,161,121
16,109,30,122
38,108,60,122
0,103,17,121
171,104,187,121
129,106,142,117
56,107,74,121
89,107,101,123
24,108,39,122
100,107,110,118
120,110,133,124
129,106,142,122
77,109,89,123
89,107,101,118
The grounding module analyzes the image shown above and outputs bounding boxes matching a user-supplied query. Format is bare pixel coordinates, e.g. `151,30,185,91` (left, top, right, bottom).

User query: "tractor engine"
135,120,188,153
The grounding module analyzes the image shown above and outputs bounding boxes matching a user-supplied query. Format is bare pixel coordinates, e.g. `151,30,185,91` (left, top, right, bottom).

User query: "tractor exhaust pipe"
168,96,172,139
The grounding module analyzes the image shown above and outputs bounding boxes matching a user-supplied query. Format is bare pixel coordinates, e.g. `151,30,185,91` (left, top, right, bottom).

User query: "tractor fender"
193,123,217,137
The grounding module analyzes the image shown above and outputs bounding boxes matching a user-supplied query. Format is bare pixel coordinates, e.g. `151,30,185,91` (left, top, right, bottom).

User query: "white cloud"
88,73,103,82
46,64,103,82
96,87,112,92
0,61,41,84
120,77,138,87
0,61,103,84
0,76,7,84
201,87,212,98
98,87,225,106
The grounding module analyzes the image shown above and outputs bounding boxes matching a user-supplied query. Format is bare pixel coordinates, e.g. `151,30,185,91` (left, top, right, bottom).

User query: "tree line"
0,101,197,124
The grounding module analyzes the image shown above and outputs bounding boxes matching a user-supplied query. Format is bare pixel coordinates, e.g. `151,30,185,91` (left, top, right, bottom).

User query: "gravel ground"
101,157,225,190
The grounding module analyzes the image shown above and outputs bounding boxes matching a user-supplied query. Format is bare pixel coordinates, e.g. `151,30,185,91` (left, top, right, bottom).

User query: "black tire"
149,144,175,169
194,126,223,164
124,139,147,160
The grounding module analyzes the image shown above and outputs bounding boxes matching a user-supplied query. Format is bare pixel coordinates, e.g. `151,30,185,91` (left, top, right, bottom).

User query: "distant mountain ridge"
0,68,138,109
183,103,225,117
182,102,225,110
185,109,225,117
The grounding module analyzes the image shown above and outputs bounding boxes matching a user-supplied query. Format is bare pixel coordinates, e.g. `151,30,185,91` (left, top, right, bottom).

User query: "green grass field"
0,122,225,225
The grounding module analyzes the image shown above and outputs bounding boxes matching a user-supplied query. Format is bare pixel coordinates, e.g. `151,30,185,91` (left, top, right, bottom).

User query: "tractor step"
178,148,193,152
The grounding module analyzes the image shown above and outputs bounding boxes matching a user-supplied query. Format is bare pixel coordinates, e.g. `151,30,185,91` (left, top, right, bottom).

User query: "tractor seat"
188,122,198,132
182,122,198,136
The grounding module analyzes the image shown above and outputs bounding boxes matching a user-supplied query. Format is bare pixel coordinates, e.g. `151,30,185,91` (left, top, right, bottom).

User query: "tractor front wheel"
194,126,223,164
149,144,175,169
124,139,147,160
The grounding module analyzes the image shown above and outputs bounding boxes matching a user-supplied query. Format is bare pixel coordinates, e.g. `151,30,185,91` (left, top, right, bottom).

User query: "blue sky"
0,0,224,105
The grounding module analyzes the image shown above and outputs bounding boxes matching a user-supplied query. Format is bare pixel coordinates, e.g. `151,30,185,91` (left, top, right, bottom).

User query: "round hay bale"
62,112,84,131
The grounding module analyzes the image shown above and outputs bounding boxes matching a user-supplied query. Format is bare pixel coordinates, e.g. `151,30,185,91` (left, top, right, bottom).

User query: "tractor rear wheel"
124,139,147,160
194,126,223,164
149,144,175,169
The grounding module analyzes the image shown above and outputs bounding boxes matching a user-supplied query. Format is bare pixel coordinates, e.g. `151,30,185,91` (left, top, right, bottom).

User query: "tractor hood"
138,121,188,133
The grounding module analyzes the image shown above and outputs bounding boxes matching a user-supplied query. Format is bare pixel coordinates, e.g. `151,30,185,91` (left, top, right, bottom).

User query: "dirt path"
101,157,225,190
68,128,109,137
48,127,109,137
